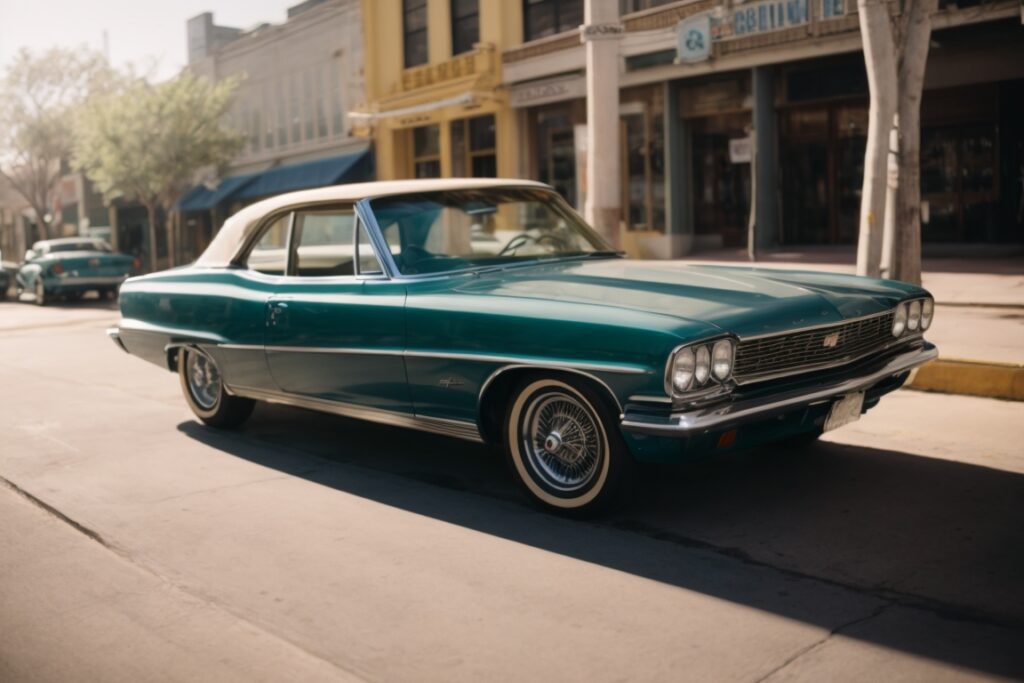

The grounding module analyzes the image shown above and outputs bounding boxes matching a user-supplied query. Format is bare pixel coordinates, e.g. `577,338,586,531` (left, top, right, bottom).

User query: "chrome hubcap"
186,351,221,410
522,392,602,492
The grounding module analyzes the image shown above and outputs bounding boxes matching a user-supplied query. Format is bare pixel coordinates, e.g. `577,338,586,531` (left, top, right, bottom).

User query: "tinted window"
293,208,356,277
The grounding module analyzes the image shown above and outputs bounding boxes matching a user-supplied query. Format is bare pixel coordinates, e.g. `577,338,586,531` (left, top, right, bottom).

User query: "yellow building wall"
361,0,523,181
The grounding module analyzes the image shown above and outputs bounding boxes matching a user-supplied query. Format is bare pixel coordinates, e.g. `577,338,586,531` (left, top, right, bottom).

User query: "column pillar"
664,80,694,255
583,0,622,248
752,65,778,252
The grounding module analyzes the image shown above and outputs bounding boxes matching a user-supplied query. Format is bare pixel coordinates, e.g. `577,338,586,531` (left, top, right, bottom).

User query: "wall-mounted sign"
676,15,712,63
510,74,586,108
580,23,625,41
729,136,752,164
711,0,809,40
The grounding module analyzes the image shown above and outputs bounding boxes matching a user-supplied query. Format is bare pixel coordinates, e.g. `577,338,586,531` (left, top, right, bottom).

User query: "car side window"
356,219,383,276
247,214,291,276
293,207,356,277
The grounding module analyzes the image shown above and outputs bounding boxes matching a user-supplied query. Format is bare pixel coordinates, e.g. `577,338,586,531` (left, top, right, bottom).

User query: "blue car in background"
16,238,140,305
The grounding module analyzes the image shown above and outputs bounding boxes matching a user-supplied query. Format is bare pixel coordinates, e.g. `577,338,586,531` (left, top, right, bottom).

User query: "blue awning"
177,173,259,212
234,150,372,201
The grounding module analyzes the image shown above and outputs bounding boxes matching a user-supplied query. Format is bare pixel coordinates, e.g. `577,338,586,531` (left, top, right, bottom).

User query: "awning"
234,150,372,201
348,92,477,122
177,173,258,212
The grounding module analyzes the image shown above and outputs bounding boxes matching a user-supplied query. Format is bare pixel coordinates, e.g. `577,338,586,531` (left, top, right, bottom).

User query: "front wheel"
505,376,632,516
178,348,254,429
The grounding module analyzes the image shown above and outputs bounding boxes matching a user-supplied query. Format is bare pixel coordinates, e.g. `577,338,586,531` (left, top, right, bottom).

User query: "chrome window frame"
234,201,389,284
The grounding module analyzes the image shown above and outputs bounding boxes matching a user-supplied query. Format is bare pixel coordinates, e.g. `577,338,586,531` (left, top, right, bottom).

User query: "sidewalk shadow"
178,403,1024,678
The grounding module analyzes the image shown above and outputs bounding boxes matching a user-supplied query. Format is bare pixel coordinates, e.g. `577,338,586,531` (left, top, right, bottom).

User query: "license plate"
823,392,865,432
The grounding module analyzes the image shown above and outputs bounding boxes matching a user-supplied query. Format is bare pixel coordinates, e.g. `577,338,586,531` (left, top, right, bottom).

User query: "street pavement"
1,298,1022,682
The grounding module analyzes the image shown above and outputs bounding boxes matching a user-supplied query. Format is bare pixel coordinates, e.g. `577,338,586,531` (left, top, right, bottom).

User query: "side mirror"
24,249,37,262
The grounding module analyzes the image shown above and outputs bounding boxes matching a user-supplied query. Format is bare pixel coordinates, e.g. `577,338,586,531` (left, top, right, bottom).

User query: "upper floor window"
451,0,479,55
412,124,441,178
404,0,429,68
523,0,582,42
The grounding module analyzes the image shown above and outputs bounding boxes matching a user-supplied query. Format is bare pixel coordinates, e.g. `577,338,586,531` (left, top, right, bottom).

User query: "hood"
455,258,925,338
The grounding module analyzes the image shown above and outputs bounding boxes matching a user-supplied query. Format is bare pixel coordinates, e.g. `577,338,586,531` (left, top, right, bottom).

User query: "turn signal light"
51,263,65,275
132,258,142,271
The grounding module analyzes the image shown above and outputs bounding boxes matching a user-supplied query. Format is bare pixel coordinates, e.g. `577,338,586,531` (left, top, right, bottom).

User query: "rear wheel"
178,348,254,429
505,376,631,516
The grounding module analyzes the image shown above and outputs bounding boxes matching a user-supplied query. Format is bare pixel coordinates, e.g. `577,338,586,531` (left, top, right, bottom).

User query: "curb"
907,359,1024,402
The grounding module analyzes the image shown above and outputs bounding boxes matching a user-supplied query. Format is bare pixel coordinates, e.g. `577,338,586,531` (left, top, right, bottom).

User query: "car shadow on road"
178,403,1024,678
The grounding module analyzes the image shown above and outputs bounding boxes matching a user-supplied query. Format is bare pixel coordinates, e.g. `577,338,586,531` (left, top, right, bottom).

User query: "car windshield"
369,188,614,275
46,241,110,254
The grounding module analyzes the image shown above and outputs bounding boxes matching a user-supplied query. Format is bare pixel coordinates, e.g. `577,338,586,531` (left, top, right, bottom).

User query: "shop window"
451,0,479,55
524,0,582,42
451,115,497,178
412,124,441,178
404,0,429,68
533,103,582,209
620,89,666,232
691,112,751,247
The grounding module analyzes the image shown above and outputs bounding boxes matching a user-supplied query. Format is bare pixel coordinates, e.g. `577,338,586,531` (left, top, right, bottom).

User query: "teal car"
109,179,937,514
17,238,140,305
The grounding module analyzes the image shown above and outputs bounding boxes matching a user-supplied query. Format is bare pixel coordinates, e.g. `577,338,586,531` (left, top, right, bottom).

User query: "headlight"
668,338,734,397
921,298,934,330
907,300,921,331
892,303,907,337
671,347,696,393
712,339,733,380
694,346,711,385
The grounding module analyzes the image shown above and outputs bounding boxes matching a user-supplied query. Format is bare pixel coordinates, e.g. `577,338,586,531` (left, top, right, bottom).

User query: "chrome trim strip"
738,308,894,342
627,395,673,404
220,342,648,375
620,343,937,437
227,384,484,443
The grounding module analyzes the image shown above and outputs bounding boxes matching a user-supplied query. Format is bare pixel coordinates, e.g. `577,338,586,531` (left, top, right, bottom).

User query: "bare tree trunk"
165,206,177,268
144,202,159,273
880,114,899,278
893,0,937,285
856,0,897,278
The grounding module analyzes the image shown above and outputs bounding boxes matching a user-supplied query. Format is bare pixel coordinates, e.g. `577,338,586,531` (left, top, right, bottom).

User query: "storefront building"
359,0,521,180
502,0,1024,257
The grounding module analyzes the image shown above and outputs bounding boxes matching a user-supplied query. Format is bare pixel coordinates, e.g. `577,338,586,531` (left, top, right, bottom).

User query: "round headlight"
712,339,733,381
892,303,907,337
921,298,934,331
672,347,695,394
694,345,711,385
907,300,921,331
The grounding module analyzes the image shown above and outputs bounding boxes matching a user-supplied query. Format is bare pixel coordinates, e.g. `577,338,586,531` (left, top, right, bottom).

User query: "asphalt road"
1,297,1022,682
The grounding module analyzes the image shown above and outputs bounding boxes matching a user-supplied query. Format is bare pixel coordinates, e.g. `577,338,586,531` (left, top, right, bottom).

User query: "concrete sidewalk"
675,250,1024,400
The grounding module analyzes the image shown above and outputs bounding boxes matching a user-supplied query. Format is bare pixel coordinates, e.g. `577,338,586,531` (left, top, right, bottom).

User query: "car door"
264,205,410,413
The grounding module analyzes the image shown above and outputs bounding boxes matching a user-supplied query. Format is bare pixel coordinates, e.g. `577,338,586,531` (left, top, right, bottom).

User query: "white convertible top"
195,177,550,267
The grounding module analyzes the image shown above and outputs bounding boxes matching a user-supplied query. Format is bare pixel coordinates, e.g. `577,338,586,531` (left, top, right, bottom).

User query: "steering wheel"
498,232,570,256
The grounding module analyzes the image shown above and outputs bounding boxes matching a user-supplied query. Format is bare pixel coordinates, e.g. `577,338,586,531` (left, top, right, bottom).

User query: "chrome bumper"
106,326,128,353
53,275,127,287
620,343,937,437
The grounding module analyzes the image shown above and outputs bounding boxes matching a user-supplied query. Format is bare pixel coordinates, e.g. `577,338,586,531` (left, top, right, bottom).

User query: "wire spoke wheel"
185,351,222,410
521,390,604,493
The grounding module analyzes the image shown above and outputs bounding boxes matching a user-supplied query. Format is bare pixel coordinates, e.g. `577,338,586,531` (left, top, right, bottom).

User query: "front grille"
733,311,896,384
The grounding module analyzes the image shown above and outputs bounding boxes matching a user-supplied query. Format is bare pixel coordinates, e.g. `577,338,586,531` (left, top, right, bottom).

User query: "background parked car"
16,238,141,305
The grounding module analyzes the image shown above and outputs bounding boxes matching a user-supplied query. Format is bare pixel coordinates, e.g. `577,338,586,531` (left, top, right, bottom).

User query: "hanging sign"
676,15,712,63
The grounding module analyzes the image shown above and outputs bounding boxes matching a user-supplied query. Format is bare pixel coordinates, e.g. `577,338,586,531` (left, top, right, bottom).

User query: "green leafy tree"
0,47,115,240
74,71,243,271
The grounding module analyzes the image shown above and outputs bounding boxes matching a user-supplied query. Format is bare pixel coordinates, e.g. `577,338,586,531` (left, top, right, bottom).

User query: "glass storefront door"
691,112,751,247
921,123,999,242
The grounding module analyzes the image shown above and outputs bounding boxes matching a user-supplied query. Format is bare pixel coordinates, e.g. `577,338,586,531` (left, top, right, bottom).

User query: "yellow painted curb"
908,359,1024,402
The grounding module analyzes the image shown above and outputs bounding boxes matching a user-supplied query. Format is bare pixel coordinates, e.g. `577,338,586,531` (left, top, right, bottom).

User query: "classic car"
16,237,141,305
108,178,937,514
